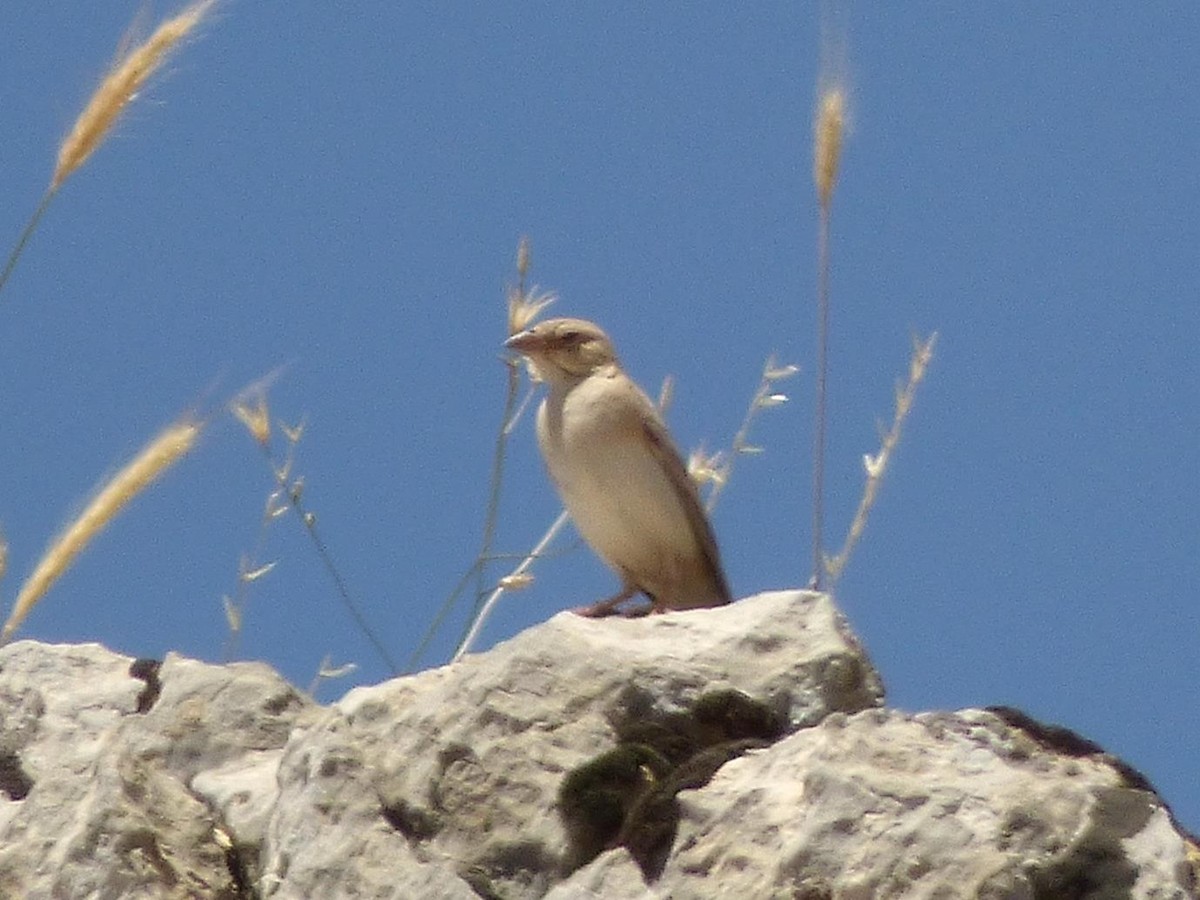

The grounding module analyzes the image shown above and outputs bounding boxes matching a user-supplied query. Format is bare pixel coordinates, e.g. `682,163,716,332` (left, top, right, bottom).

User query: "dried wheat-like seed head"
51,0,215,190
232,394,271,447
813,87,845,209
0,419,201,644
507,287,556,337
230,367,289,447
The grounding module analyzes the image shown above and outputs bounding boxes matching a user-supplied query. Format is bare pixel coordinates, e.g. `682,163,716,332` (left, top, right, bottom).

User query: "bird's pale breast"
537,372,703,597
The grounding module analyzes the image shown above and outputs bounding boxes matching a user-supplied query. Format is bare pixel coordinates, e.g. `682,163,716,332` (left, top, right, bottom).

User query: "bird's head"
505,317,618,382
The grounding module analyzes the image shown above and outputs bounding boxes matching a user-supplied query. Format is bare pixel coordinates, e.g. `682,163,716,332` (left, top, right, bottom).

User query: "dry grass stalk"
824,333,938,585
51,0,215,191
0,419,201,644
226,390,398,674
811,82,848,590
452,509,571,663
696,355,798,514
516,235,531,282
223,368,297,655
413,242,557,670
223,386,290,660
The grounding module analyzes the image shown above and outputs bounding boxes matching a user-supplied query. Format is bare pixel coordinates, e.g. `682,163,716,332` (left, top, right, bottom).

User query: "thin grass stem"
0,190,57,300
452,509,570,663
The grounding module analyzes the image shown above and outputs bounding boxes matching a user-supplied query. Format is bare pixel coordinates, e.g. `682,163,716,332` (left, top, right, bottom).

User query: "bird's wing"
631,389,733,605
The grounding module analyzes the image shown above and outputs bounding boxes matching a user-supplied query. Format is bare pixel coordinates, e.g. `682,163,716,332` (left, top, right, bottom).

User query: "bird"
504,317,732,617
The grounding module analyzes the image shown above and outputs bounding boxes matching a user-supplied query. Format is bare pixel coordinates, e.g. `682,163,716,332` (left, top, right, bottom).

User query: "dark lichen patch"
560,689,784,880
613,781,679,881
380,798,442,842
986,706,1106,759
615,718,700,767
691,689,785,744
129,658,163,714
0,749,33,800
669,737,772,792
612,689,784,767
559,743,672,871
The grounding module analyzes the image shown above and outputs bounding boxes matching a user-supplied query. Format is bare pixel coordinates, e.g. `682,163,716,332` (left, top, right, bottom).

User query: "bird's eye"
559,330,580,343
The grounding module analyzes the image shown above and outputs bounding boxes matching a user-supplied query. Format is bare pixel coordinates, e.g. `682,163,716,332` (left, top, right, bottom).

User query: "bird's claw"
570,590,652,618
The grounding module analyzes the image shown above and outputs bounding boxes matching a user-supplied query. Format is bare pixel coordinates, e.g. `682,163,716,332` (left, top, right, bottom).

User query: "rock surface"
0,590,1194,899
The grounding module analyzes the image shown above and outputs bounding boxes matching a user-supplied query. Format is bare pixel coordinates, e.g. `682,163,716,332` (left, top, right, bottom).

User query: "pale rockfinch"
506,317,732,616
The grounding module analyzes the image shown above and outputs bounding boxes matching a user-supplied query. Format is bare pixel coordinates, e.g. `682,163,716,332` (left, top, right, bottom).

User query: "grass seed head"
813,87,846,209
0,419,200,644
507,287,556,337
232,395,271,447
52,0,215,190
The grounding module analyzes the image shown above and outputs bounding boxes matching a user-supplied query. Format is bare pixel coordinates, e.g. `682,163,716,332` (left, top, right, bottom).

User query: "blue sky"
2,5,1197,831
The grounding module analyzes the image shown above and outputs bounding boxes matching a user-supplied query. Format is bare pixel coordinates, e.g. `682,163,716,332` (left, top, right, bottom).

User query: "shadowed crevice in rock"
560,688,785,879
381,797,442,842
129,658,162,713
216,827,260,900
459,840,560,900
118,828,178,888
0,750,33,800
1028,787,1149,899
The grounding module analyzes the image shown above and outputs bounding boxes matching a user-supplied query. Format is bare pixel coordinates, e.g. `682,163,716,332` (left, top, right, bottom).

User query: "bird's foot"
571,586,647,618
571,600,655,618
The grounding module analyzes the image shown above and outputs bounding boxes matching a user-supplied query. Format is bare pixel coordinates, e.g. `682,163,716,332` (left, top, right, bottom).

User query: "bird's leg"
571,583,640,618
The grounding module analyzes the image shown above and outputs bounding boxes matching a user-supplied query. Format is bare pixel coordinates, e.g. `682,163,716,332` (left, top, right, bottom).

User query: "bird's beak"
504,329,543,354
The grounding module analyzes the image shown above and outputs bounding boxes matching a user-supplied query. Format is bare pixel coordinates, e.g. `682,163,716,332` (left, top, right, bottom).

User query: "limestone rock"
0,590,1193,899
0,641,314,899
263,590,878,898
